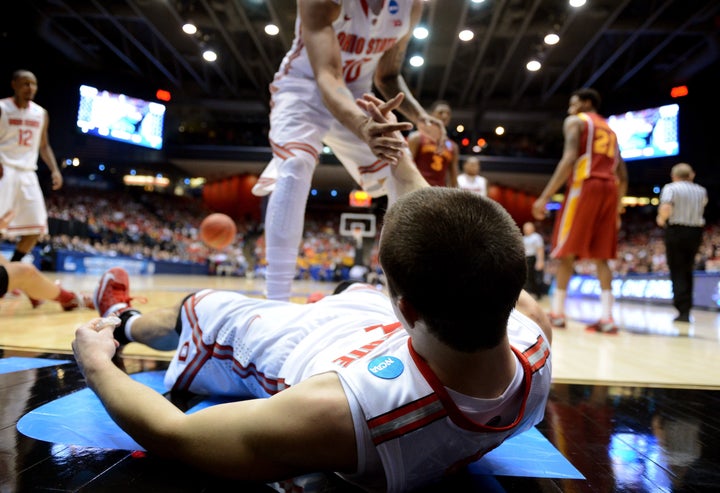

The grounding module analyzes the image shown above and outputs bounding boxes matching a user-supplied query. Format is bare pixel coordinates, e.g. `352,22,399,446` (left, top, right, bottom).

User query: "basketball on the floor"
199,213,237,249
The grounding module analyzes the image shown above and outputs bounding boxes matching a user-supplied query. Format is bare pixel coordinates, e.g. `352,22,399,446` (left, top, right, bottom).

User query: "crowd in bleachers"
3,188,719,283
41,187,217,264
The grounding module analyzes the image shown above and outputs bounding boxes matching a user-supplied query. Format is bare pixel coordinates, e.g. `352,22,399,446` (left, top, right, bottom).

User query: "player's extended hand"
531,198,548,220
51,170,63,190
358,92,401,125
72,317,121,376
357,93,412,165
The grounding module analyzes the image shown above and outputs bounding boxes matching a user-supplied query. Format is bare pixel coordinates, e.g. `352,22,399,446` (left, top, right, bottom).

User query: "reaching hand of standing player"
357,93,429,204
356,92,412,163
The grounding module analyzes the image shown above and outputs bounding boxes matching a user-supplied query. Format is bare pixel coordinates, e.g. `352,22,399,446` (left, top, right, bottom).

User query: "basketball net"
351,226,364,248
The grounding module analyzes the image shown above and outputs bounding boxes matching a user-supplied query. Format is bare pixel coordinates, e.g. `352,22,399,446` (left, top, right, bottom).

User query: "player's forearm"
40,146,60,173
84,360,187,456
316,73,372,141
374,75,425,125
387,150,430,206
539,158,573,201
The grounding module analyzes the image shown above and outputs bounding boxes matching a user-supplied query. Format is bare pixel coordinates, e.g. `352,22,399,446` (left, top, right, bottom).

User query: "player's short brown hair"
379,188,526,351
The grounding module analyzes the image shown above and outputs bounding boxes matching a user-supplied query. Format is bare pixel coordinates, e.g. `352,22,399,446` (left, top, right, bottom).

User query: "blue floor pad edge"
17,370,584,479
0,357,71,374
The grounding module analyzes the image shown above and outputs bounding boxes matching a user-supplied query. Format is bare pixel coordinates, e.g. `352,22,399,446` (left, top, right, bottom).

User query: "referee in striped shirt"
656,162,708,323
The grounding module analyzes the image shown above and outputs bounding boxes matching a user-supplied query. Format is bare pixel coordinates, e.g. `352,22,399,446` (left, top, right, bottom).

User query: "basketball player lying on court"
72,95,553,493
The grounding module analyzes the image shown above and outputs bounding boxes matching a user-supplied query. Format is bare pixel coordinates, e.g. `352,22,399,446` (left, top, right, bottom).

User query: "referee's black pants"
664,225,704,315
524,255,543,298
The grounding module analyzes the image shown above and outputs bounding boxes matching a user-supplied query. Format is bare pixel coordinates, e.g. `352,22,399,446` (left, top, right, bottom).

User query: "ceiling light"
456,124,464,133
569,0,586,7
544,33,560,45
495,126,505,136
264,24,279,36
203,49,218,62
526,59,542,71
458,30,474,42
182,22,197,35
413,26,429,40
409,55,424,67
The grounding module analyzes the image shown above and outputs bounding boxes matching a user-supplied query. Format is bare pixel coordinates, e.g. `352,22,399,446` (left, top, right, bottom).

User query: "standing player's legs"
548,178,617,328
547,184,582,328
1,169,49,307
549,255,574,327
586,181,619,330
264,150,318,300
254,88,328,301
8,170,47,260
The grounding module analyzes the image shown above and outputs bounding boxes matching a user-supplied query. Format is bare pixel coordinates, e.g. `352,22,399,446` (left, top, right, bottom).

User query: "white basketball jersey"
0,98,45,171
273,0,413,93
167,286,551,492
458,174,488,196
281,306,552,493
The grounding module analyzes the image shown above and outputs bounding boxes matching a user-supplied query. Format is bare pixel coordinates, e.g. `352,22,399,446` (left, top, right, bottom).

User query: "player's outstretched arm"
374,0,445,145
73,320,356,481
532,115,582,219
357,93,429,206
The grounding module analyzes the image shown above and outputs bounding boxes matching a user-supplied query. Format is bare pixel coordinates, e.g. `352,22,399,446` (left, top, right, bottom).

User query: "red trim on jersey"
280,38,305,77
231,359,285,395
173,293,287,395
270,139,319,161
407,340,534,432
360,0,369,17
367,393,446,445
523,335,550,373
360,0,386,18
358,160,389,175
172,293,213,391
5,225,46,233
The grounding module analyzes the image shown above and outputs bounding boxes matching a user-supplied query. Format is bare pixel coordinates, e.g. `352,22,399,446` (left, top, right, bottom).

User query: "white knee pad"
264,153,317,301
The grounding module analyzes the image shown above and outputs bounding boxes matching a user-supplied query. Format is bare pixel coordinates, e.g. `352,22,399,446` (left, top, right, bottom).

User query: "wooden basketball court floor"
1,273,719,492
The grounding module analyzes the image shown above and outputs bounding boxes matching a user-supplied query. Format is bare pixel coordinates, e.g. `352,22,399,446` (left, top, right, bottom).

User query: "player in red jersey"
532,88,628,334
408,100,459,187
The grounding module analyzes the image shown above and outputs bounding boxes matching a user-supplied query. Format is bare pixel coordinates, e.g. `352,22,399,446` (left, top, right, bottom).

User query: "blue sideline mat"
17,370,583,479
0,357,71,374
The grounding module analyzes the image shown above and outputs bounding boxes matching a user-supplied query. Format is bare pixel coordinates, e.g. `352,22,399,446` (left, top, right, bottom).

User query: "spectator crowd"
3,187,719,285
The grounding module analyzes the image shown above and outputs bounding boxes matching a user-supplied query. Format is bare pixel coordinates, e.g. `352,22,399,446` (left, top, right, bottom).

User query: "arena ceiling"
7,0,720,193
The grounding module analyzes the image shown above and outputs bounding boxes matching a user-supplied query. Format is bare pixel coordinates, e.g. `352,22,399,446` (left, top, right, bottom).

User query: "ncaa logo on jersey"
368,355,404,379
388,0,399,15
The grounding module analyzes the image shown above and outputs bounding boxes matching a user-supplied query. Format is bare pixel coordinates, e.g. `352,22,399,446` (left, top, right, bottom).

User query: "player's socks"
10,250,25,262
265,247,297,301
113,309,141,346
55,288,94,311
